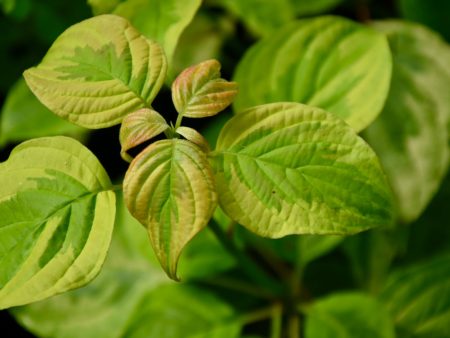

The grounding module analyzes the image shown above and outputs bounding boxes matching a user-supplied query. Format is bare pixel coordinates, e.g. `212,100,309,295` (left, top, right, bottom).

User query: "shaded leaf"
24,14,167,129
381,254,450,338
113,0,201,63
292,0,343,16
119,108,170,162
124,139,217,279
304,292,396,338
212,102,394,238
233,16,392,132
172,59,238,118
0,79,86,147
298,235,344,268
0,136,115,309
364,21,450,223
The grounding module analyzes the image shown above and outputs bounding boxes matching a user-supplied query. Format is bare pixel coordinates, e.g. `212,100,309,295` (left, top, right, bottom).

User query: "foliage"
0,0,449,337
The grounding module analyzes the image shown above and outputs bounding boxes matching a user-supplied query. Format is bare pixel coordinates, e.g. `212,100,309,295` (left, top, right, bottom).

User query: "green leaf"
214,0,295,37
119,108,170,162
0,78,86,147
298,235,343,268
212,102,394,238
399,0,450,41
304,292,396,338
113,0,201,64
292,0,344,16
233,16,392,132
380,254,450,338
364,21,450,223
124,139,217,279
0,136,115,309
23,14,167,129
12,193,241,338
176,126,211,153
87,0,121,15
172,59,238,118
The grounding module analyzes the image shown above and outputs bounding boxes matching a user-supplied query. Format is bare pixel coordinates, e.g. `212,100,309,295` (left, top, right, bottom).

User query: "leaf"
380,254,450,338
119,108,170,162
298,235,343,268
304,292,396,338
399,0,450,41
87,0,121,15
233,16,392,132
172,59,238,118
212,102,394,238
0,78,86,147
364,21,450,223
176,126,211,153
214,0,295,37
0,136,115,309
23,14,167,129
113,0,201,64
123,139,217,279
12,194,241,338
292,0,344,16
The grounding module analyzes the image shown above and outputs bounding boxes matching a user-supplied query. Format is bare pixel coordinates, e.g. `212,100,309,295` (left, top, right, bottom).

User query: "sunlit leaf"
0,136,115,309
0,79,86,147
364,21,450,223
233,16,392,132
381,254,450,338
119,108,170,162
23,14,167,129
212,102,394,238
124,139,217,279
113,0,201,63
304,292,396,338
11,194,240,338
172,59,238,118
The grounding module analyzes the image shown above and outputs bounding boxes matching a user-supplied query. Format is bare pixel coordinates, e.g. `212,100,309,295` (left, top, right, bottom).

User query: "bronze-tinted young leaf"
123,139,217,279
23,15,167,129
172,59,238,118
176,126,210,153
119,108,170,162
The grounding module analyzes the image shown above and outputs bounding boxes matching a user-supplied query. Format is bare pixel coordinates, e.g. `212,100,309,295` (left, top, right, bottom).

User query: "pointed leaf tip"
123,139,217,280
172,59,238,118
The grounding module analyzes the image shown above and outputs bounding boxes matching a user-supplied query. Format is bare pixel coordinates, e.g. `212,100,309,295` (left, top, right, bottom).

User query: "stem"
240,304,280,325
174,113,184,129
288,314,300,338
110,184,123,191
209,219,284,297
271,303,283,338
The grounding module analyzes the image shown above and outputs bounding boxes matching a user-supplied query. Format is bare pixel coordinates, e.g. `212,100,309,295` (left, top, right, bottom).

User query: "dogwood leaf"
23,14,167,129
0,136,115,309
123,139,217,279
233,16,392,131
212,102,393,238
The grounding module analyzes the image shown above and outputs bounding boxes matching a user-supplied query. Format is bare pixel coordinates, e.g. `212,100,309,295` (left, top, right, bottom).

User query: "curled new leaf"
176,126,210,153
0,137,115,309
172,59,238,118
212,102,394,238
123,139,217,279
119,108,170,162
23,14,167,129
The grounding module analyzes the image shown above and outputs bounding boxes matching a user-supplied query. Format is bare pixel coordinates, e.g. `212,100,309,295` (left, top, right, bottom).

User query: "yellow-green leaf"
23,14,167,129
0,136,115,309
172,59,238,118
119,108,170,162
176,126,210,153
123,139,217,279
212,102,394,238
233,16,392,132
